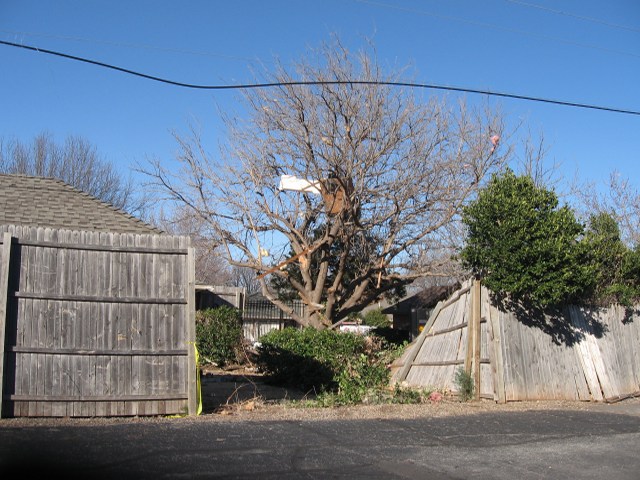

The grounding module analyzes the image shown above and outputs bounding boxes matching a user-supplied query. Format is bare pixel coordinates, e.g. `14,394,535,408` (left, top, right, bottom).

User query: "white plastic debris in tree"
278,174,321,195
278,174,346,215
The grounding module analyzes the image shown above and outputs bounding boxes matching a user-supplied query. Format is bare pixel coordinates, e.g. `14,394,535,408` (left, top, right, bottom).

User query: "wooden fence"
393,280,640,403
0,225,197,417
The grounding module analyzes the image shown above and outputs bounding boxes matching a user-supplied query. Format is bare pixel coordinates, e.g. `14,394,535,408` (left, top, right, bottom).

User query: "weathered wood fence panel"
393,280,640,403
570,304,640,401
479,287,493,399
404,287,467,389
0,225,196,417
497,306,592,401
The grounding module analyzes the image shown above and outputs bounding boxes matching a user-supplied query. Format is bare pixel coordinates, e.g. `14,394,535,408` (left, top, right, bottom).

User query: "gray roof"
0,174,162,235
381,283,460,314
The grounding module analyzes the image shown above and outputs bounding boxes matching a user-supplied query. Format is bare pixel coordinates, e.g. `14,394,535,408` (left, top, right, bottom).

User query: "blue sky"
1,0,639,199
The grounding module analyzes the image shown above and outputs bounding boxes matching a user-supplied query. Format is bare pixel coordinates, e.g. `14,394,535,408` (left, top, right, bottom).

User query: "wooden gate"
0,226,197,417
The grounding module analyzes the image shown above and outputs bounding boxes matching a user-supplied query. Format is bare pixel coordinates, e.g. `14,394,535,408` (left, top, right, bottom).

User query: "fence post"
186,245,198,416
0,232,12,418
464,287,474,374
473,278,482,400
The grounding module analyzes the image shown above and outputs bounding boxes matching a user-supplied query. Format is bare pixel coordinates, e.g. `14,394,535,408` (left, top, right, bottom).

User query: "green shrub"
195,306,243,367
391,384,433,404
582,212,640,307
461,169,592,307
361,308,390,328
257,327,401,404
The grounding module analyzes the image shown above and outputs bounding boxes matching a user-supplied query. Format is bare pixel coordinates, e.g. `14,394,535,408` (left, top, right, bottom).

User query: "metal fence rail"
242,299,305,342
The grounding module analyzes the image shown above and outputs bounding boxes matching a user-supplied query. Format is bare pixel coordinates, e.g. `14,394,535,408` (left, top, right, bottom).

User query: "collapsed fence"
393,279,640,403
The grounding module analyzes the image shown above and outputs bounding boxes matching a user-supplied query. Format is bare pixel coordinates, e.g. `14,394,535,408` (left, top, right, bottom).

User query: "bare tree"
230,266,261,295
512,131,563,190
0,132,152,218
155,206,233,286
144,39,510,328
576,171,640,247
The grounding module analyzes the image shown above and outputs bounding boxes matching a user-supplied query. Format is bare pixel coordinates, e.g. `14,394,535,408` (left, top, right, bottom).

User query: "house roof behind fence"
382,283,461,314
0,174,162,235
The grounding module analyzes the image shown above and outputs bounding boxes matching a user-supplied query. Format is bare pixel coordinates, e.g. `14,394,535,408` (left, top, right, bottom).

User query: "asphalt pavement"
1,406,640,479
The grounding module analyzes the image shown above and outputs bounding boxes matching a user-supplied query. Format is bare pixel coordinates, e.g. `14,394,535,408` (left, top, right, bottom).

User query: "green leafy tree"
582,212,640,306
461,169,592,307
619,246,640,305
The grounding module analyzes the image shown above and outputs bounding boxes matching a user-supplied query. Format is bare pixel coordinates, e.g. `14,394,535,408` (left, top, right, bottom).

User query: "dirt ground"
198,364,639,422
200,365,315,414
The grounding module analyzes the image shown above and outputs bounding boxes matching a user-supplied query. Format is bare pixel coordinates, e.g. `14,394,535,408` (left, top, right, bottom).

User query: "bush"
361,308,390,328
582,212,640,306
195,306,243,367
461,169,592,307
257,327,402,404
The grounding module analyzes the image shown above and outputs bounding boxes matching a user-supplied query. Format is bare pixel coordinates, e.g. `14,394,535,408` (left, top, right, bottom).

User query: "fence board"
479,289,493,398
0,232,12,416
186,246,197,416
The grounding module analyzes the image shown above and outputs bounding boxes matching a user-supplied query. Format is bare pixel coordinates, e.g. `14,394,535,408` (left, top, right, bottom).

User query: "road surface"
1,405,640,479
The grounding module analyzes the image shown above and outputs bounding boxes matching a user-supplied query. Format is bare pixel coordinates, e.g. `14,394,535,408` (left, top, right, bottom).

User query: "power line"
2,39,639,116
504,0,640,34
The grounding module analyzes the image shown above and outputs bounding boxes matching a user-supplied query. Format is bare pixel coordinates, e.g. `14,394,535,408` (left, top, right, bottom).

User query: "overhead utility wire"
2,39,639,117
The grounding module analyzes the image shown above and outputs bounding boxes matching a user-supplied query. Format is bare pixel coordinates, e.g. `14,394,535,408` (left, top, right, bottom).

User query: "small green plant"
454,367,475,402
307,383,437,407
391,384,426,404
196,306,243,367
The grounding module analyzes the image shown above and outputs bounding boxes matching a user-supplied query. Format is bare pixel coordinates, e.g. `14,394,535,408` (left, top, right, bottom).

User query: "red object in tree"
490,135,500,153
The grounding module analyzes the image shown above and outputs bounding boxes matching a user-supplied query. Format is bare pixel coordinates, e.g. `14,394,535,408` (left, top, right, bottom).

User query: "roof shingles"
0,174,162,235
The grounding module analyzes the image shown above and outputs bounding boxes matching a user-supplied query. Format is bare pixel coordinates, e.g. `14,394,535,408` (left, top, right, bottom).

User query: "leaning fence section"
0,225,197,418
394,280,640,403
